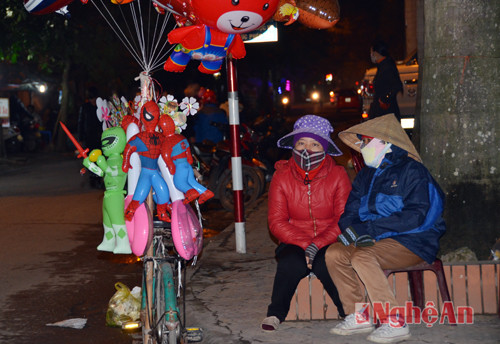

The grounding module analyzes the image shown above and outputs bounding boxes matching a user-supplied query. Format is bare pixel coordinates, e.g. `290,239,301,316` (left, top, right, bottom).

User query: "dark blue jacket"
339,145,446,263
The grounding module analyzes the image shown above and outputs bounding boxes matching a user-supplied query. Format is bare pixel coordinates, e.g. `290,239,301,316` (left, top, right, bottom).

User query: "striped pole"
226,56,246,254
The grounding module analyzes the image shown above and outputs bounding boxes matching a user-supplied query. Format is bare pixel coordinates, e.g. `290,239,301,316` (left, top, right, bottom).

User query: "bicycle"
136,200,204,344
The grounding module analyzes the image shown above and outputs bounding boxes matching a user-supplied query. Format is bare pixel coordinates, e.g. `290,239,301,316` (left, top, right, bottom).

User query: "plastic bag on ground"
105,282,141,327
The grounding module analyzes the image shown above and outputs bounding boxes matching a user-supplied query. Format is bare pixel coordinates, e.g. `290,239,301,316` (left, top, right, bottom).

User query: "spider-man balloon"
122,101,172,222
159,114,214,204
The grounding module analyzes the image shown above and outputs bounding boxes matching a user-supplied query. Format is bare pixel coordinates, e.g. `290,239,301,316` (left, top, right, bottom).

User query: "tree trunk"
420,0,500,259
54,58,71,152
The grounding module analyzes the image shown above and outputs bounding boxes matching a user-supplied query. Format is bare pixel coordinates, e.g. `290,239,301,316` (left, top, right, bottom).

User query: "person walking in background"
261,115,352,332
368,40,403,121
326,114,446,343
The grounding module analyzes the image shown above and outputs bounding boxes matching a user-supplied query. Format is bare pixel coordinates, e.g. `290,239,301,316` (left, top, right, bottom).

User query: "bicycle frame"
141,219,185,344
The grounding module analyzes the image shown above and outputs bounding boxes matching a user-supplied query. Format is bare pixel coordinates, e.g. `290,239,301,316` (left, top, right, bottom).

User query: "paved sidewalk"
185,196,500,344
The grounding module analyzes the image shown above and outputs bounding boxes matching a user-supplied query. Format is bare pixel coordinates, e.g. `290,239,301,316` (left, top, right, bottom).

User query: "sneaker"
367,323,411,343
329,312,374,335
261,316,280,332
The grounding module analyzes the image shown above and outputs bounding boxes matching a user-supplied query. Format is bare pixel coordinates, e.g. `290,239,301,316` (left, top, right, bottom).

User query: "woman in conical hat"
325,114,446,343
338,113,421,162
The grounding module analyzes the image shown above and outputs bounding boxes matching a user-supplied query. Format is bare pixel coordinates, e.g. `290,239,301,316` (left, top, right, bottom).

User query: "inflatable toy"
159,114,214,204
170,200,203,260
162,0,280,74
125,195,153,256
83,127,133,254
24,0,74,15
122,101,172,222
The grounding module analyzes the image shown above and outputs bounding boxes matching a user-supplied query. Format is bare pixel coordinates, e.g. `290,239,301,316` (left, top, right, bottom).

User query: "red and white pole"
226,56,246,254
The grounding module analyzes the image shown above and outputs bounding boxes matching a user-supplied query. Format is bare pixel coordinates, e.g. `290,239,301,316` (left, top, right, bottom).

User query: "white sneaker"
329,312,374,335
367,323,411,343
261,316,280,332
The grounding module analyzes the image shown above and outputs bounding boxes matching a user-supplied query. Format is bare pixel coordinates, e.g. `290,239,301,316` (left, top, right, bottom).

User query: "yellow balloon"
89,149,102,162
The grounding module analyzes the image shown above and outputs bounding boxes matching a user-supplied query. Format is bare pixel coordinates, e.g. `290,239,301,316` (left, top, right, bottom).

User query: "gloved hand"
337,233,352,246
305,243,319,262
338,226,375,247
355,235,375,247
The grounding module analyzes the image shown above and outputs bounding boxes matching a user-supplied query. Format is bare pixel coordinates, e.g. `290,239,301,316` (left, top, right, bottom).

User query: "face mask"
360,138,392,168
292,149,326,171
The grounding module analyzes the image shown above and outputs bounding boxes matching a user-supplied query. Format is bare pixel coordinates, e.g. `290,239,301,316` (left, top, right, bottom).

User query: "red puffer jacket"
268,155,352,250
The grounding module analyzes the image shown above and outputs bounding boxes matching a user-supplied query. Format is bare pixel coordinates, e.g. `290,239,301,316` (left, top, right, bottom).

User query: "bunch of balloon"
155,0,281,74
120,75,208,259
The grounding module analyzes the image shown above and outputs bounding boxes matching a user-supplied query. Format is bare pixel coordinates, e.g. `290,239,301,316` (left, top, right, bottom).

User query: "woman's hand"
305,256,312,270
305,243,319,269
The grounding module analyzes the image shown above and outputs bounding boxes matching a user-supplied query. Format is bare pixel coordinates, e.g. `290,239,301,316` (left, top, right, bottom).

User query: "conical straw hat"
338,114,422,162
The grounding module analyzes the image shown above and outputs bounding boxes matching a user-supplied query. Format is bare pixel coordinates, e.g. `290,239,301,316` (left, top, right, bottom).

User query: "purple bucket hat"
277,115,342,156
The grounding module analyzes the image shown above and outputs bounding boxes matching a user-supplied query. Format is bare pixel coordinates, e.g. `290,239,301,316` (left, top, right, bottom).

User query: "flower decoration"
96,95,133,129
158,94,198,133
180,96,199,116
96,97,111,130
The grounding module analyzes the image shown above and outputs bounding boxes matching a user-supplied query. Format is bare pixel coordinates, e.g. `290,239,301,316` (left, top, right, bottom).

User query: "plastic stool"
383,259,451,310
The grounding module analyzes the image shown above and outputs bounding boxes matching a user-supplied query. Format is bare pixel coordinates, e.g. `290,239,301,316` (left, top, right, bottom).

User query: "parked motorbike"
190,122,267,212
251,112,291,179
19,115,42,152
6,96,43,153
2,124,23,154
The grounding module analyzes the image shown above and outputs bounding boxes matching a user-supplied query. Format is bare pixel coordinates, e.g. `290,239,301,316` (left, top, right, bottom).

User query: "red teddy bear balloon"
162,0,280,74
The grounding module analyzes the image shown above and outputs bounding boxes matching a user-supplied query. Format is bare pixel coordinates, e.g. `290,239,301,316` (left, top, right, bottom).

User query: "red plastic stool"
383,259,451,310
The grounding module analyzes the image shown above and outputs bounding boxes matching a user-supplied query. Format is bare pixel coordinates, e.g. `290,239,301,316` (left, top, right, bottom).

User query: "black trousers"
266,244,345,322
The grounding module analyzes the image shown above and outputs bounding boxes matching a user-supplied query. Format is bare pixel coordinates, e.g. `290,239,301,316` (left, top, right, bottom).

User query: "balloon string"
128,1,145,70
93,0,143,66
147,6,168,71
91,0,174,74
149,44,176,73
133,0,148,71
149,20,177,72
91,0,145,69
118,0,142,64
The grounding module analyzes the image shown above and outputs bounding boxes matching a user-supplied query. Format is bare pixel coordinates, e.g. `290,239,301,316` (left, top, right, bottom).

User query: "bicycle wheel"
173,260,186,339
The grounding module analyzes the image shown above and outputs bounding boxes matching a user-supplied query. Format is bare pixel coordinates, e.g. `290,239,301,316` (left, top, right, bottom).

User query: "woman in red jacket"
261,115,352,331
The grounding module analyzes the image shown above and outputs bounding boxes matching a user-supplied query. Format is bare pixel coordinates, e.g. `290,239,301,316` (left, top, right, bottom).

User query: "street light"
311,91,320,102
35,83,47,93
